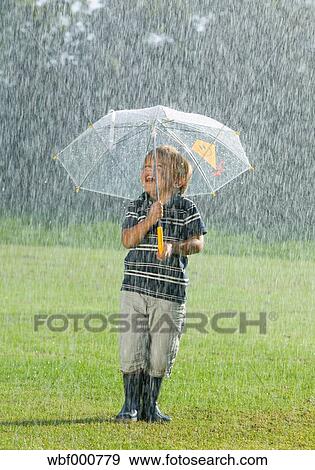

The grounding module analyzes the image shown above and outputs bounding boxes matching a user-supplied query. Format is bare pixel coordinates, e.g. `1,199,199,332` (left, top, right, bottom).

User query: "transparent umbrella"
54,105,252,252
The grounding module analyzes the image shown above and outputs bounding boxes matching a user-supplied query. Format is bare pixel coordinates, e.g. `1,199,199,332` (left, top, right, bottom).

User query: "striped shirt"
121,191,207,303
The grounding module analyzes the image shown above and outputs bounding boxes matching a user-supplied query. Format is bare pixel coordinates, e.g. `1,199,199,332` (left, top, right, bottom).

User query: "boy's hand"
147,201,163,227
157,242,173,261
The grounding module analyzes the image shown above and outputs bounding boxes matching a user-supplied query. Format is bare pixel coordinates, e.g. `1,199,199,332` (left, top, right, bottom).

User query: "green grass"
0,221,314,449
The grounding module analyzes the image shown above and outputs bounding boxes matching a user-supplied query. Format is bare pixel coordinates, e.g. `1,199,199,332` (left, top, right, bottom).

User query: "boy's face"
141,156,173,199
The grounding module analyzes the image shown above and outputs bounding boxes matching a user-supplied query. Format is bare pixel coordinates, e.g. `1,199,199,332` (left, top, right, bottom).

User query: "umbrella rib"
95,123,147,130
74,186,131,200
57,156,79,188
156,121,215,194
77,122,148,188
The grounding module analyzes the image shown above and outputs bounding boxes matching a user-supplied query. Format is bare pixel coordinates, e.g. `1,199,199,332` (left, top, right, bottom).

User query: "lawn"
0,221,314,449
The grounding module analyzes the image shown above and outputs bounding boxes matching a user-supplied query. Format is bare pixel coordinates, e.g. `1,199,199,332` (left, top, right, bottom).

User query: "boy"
115,145,207,422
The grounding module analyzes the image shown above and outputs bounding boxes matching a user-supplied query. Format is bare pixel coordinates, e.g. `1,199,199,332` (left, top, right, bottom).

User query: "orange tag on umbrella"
192,140,217,169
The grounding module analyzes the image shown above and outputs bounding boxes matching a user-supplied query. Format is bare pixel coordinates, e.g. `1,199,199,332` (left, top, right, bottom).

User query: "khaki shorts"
119,290,186,378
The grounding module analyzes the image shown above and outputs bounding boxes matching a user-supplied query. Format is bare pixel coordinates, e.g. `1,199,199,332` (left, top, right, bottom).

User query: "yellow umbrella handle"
157,226,164,256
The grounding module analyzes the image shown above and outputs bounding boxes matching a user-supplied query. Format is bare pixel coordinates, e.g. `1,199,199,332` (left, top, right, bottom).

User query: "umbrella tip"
249,164,255,171
52,154,59,161
211,192,216,198
88,121,94,129
75,186,81,193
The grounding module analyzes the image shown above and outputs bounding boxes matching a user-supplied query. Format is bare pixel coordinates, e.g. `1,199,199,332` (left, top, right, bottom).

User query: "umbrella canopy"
55,105,251,200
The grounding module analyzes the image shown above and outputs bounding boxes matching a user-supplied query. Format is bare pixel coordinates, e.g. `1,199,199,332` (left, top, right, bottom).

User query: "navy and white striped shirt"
121,191,207,304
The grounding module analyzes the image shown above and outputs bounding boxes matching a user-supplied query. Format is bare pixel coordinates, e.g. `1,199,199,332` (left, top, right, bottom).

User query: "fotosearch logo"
34,312,269,334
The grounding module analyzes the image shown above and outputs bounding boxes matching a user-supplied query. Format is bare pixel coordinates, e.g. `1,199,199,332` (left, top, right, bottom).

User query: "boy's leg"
143,297,186,422
119,291,149,374
148,297,186,378
116,291,149,421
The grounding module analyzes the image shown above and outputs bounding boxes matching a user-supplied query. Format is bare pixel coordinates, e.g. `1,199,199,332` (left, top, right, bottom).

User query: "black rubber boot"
115,372,141,422
144,374,171,423
137,370,147,420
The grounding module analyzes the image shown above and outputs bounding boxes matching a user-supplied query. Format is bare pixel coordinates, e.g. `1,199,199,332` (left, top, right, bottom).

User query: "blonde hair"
145,145,192,194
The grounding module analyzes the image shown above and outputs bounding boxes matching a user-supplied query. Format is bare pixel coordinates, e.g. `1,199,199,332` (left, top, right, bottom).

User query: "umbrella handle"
157,226,164,256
